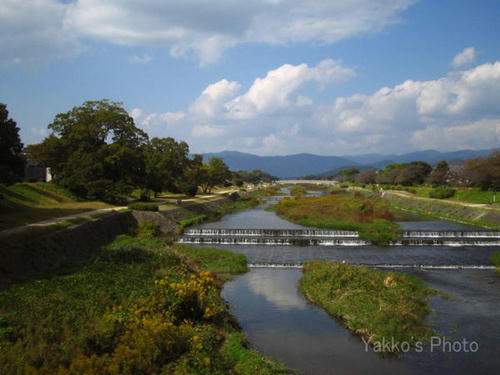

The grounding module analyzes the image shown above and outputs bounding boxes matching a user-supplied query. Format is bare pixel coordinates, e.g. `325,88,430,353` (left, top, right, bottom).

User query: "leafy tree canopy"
35,100,148,203
0,103,25,185
200,157,231,193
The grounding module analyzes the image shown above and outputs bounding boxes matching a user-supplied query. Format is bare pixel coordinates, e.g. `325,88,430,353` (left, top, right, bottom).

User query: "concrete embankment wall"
0,197,232,290
384,191,500,228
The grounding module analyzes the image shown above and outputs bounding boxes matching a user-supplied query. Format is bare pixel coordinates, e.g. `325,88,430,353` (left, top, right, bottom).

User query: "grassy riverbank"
0,228,292,374
253,185,283,197
0,182,114,230
384,191,500,229
299,261,440,354
270,193,399,245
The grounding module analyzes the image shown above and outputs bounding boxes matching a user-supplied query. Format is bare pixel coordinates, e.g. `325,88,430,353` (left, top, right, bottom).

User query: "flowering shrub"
50,272,228,375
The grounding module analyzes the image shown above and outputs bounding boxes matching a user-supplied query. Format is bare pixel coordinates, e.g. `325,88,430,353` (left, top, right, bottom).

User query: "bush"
128,202,159,211
381,185,416,194
489,251,500,267
135,220,161,239
429,187,456,199
290,186,307,197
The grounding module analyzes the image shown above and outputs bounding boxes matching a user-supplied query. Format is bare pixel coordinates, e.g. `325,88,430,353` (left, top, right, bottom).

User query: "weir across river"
177,228,500,247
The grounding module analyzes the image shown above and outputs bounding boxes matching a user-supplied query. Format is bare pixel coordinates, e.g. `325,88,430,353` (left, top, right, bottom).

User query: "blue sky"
1,0,499,155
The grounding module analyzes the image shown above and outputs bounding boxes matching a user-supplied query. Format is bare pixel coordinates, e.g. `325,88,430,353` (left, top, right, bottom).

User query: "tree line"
334,154,499,190
1,100,269,203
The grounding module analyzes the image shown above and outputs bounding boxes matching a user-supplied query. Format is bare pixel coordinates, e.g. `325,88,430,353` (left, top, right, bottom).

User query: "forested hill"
201,151,357,179
202,149,497,178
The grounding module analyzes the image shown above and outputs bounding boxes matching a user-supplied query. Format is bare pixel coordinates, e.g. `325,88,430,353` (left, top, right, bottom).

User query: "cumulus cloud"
2,0,415,66
326,61,500,152
189,79,241,120
131,60,500,155
140,111,185,132
226,59,354,119
451,47,476,68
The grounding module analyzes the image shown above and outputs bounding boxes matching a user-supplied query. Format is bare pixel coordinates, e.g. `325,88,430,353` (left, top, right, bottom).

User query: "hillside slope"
0,183,112,230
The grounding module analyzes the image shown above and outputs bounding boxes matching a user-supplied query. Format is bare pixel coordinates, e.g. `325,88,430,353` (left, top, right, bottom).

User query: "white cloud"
0,0,82,66
226,59,354,119
128,54,153,64
451,47,476,68
2,0,415,66
132,61,500,155
140,111,185,132
130,108,144,122
296,95,313,107
191,125,226,137
325,61,500,152
189,79,241,120
410,119,499,150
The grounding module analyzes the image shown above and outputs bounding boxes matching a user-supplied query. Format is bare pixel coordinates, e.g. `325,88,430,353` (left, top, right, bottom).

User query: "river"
186,192,500,374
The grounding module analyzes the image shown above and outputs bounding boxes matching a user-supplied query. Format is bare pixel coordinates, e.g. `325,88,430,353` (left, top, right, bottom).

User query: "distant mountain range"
201,149,497,179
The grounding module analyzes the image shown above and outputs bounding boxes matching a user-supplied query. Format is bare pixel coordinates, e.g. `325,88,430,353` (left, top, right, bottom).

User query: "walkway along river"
178,192,500,375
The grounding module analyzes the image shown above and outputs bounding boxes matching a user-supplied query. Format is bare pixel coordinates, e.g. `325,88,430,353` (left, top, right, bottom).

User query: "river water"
190,193,500,374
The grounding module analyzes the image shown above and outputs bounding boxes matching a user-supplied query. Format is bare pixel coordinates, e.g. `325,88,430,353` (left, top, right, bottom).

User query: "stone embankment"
0,197,232,289
383,191,500,228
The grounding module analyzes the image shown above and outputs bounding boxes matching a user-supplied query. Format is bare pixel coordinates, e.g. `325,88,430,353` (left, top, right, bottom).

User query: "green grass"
450,189,499,204
0,182,113,230
220,332,294,375
299,261,441,354
490,251,500,274
179,214,209,229
0,232,291,374
289,186,307,197
253,185,283,197
490,251,500,266
270,193,399,245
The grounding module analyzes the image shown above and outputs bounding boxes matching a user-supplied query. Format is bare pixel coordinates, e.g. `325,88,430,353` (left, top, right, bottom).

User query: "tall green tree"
200,157,230,193
143,137,190,198
176,154,204,197
0,103,26,185
35,100,148,203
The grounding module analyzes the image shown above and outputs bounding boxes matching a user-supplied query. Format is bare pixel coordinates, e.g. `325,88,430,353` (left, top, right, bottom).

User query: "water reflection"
223,268,413,375
223,268,500,375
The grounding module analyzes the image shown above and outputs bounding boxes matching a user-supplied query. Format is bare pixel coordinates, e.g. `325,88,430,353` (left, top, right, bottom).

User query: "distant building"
23,154,51,182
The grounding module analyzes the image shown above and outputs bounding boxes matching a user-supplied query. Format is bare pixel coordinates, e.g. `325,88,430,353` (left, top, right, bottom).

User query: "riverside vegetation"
0,222,292,375
271,191,399,245
490,251,500,273
299,261,441,354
